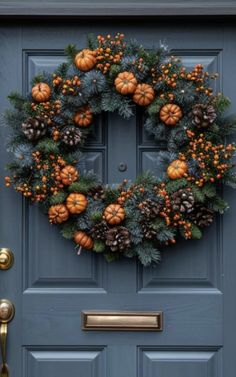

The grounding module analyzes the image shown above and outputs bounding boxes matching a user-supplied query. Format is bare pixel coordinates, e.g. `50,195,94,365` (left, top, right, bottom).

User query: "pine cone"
172,189,194,213
138,199,162,219
142,222,156,240
191,104,217,128
21,116,47,140
91,221,109,241
88,185,105,200
61,126,82,146
105,226,131,252
190,205,214,227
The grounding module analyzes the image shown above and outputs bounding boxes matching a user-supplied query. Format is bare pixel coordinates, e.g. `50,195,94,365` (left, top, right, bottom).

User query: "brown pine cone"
191,104,217,128
190,205,214,227
105,226,131,252
172,189,194,213
61,126,82,146
88,185,105,200
138,199,162,219
141,222,156,240
91,221,109,241
21,116,47,140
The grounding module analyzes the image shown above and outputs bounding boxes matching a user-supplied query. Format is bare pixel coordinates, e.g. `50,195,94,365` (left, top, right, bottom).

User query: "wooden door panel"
1,21,236,377
139,349,221,377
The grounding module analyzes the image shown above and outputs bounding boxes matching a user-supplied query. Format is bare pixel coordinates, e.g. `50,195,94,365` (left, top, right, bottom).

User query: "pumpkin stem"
77,246,82,255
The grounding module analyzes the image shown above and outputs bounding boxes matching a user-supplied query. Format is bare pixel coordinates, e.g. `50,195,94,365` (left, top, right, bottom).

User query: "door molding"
0,1,236,18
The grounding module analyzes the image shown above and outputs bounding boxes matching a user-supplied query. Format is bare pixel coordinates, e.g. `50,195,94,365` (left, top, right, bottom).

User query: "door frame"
0,1,236,18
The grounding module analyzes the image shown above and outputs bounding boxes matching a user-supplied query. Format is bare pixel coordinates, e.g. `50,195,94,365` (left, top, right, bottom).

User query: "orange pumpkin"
48,204,69,224
115,71,137,95
74,107,93,127
167,159,188,179
60,165,78,185
160,103,183,126
104,204,125,225
32,82,51,102
66,193,88,214
74,231,94,249
74,49,97,71
133,83,155,106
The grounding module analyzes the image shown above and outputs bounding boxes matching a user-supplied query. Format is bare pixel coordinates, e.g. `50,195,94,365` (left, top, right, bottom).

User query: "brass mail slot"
82,311,163,331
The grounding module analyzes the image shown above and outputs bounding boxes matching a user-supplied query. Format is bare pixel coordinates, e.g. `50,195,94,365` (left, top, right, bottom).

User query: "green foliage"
190,224,202,240
37,139,59,154
60,221,77,239
210,195,229,214
68,174,99,194
213,94,231,115
133,242,161,266
49,192,67,205
188,183,205,203
64,44,78,62
93,240,106,253
165,178,188,194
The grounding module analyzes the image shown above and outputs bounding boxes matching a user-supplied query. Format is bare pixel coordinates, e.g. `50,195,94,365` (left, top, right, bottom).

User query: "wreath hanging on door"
4,33,236,266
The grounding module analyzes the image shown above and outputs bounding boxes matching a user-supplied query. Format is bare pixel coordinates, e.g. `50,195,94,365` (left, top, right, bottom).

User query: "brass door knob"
0,300,15,377
0,249,14,271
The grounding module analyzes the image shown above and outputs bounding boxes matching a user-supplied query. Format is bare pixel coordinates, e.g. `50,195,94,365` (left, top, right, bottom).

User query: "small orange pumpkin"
74,231,94,249
48,204,69,224
167,159,188,179
104,204,125,225
74,107,93,127
66,193,88,214
133,83,155,106
74,49,97,72
160,103,183,126
60,165,78,185
32,82,51,102
115,71,137,95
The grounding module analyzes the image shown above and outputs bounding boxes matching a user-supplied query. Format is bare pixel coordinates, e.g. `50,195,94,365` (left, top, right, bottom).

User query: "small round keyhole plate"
118,162,127,172
0,249,14,270
0,300,15,324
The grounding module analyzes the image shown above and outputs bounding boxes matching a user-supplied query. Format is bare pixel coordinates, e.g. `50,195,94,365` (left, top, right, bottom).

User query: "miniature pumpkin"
32,83,51,102
48,204,69,224
104,204,125,225
74,49,97,71
114,71,137,95
167,159,188,179
74,107,93,127
66,193,88,214
74,231,94,249
133,83,155,106
160,103,183,126
60,165,78,185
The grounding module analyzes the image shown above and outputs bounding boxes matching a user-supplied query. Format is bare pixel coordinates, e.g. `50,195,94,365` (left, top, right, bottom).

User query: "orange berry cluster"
31,100,61,124
53,74,81,95
95,33,125,74
187,132,235,184
181,64,216,96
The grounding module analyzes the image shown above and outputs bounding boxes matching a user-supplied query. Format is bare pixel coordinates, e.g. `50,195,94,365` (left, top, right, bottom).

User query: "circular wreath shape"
4,33,236,266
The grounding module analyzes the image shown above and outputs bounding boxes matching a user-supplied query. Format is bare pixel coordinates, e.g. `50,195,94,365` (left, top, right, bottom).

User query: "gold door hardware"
82,311,163,331
0,250,14,271
0,300,15,377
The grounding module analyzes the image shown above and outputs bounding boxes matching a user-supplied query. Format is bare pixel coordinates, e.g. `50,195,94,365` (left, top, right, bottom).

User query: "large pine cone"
91,221,109,241
172,189,194,213
21,116,47,140
138,199,162,219
191,104,217,128
105,226,131,252
190,205,214,227
61,126,82,146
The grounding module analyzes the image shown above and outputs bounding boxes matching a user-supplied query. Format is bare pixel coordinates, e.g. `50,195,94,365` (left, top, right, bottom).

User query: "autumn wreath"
4,33,236,266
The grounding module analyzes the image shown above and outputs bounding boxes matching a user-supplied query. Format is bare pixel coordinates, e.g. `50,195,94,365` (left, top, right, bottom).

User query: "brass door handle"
0,249,14,271
0,300,15,377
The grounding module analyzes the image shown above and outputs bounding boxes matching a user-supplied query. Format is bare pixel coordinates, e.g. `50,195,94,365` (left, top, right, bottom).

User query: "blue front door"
0,20,236,377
